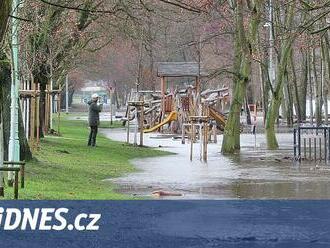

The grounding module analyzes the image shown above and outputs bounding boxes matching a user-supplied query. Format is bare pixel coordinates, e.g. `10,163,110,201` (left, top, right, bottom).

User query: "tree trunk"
322,34,330,125
265,1,295,149
19,102,32,160
245,96,252,125
0,0,11,196
299,50,308,121
266,96,281,148
312,48,322,126
290,50,302,123
222,0,263,154
265,44,293,149
286,74,294,127
308,50,314,125
222,74,247,153
0,0,11,43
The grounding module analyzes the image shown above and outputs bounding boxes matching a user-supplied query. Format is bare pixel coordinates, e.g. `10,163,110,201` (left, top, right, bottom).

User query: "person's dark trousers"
88,126,98,146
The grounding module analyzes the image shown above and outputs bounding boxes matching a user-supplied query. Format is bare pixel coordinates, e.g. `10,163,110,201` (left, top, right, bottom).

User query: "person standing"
88,93,103,147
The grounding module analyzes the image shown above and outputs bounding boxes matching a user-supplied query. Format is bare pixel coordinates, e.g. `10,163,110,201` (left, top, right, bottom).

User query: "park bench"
0,161,26,199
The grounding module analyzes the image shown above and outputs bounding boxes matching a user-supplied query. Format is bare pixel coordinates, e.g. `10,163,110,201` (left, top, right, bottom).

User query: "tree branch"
39,0,117,14
157,0,202,13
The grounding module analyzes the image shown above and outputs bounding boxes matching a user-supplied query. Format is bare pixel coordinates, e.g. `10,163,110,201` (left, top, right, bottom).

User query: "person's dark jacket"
88,100,103,126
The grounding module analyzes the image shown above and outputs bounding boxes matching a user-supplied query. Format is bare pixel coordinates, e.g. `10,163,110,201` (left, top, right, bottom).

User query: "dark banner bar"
0,200,329,247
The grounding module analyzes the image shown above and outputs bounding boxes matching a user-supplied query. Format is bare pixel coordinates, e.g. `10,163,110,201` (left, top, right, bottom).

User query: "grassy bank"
4,117,170,199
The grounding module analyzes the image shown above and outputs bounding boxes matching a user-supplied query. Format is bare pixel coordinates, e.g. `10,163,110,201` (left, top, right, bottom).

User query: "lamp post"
8,0,21,185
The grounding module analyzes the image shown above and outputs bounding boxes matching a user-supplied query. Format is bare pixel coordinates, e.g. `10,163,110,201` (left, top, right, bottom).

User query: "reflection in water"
102,129,330,199
231,180,330,199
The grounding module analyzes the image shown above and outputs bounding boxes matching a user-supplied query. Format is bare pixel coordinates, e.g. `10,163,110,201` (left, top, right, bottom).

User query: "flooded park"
4,1,330,247
102,127,330,200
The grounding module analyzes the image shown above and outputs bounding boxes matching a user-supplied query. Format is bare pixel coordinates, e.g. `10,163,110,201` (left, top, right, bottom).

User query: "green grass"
3,117,170,199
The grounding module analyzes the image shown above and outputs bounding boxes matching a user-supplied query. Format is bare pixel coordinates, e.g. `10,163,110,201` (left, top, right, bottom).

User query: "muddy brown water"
101,128,330,199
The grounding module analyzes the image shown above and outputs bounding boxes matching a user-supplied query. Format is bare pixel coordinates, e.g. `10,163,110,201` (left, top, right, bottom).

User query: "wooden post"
48,88,51,131
26,83,30,139
127,106,130,144
46,84,49,133
36,84,40,146
160,77,165,124
14,171,18,199
298,127,301,162
133,107,138,146
195,76,200,106
110,89,113,126
20,163,25,188
203,122,208,162
213,124,217,143
303,138,306,160
31,81,35,139
294,128,297,159
324,129,327,162
328,127,330,161
319,137,322,161
57,93,61,135
314,138,317,161
30,80,36,146
199,124,202,160
309,137,311,161
139,104,144,147
195,76,202,117
44,84,49,134
190,122,194,161
181,125,185,144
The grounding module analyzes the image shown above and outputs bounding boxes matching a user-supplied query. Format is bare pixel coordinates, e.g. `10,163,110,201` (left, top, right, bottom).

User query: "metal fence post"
324,129,327,163
298,127,301,162
294,128,297,159
328,128,330,162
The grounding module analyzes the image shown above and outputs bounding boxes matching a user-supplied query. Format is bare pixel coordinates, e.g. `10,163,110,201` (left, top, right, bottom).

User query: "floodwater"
101,128,330,199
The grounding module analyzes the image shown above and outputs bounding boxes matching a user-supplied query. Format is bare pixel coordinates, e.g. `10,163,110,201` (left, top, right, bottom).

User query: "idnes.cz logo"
0,207,101,231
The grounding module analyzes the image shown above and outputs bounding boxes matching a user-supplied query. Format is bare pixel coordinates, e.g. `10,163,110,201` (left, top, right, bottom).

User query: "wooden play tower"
157,62,206,121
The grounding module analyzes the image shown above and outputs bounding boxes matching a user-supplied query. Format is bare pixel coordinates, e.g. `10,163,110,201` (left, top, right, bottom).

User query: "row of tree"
0,0,186,159
1,0,330,159
220,0,330,153
75,1,330,154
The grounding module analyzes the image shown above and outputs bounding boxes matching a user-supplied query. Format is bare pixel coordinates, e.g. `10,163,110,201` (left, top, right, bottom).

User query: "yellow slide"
144,111,178,133
209,107,226,128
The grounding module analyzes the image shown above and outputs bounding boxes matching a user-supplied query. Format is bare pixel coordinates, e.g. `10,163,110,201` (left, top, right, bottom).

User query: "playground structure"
123,77,330,164
144,111,178,133
123,62,230,161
